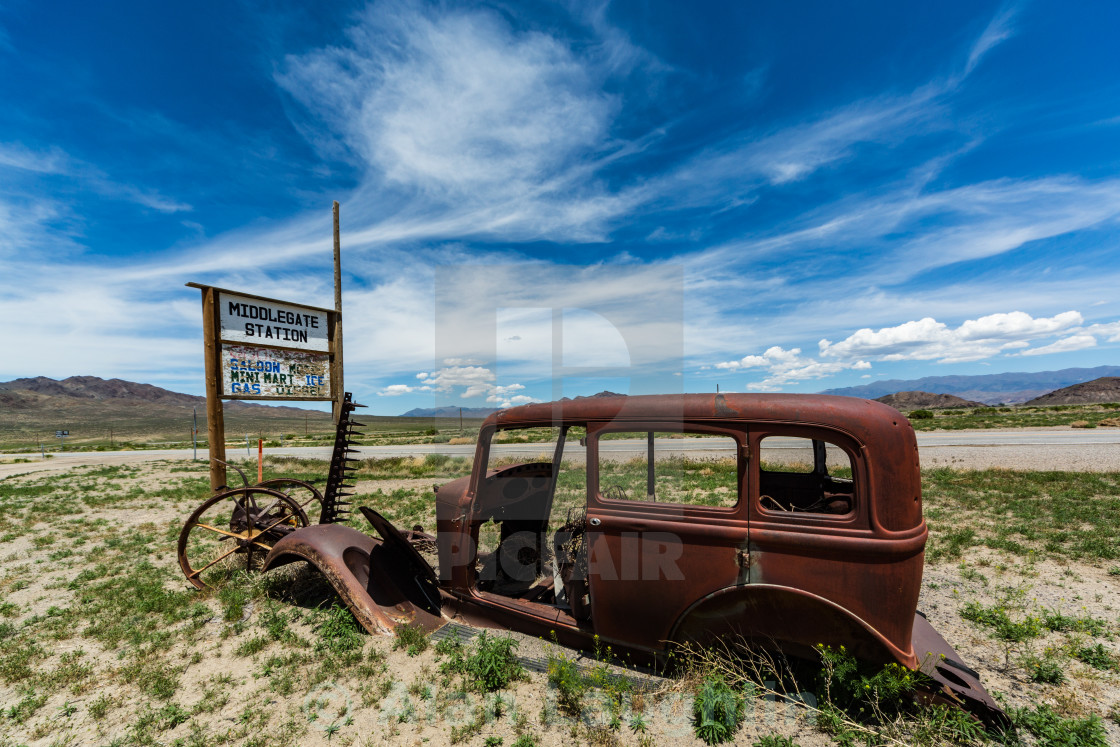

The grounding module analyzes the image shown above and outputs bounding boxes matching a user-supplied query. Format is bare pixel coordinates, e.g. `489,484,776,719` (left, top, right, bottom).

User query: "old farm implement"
177,393,365,589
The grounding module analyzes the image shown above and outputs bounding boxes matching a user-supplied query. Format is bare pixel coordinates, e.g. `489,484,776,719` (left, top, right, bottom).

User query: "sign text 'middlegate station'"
220,292,330,352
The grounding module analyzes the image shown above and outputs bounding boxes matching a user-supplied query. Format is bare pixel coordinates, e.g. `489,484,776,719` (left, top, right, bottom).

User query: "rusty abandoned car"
178,392,1003,722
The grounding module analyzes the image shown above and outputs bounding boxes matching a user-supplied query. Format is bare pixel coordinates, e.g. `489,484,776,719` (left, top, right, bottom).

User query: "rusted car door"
584,422,749,653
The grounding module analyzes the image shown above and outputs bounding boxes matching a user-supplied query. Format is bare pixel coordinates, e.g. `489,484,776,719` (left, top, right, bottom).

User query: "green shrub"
692,674,744,745
467,632,523,691
546,654,588,716
393,622,429,657
315,604,364,655
909,409,934,420
1076,643,1118,671
439,631,524,692
1023,654,1065,684
960,601,1043,642
753,736,799,747
816,645,927,718
1011,703,1107,747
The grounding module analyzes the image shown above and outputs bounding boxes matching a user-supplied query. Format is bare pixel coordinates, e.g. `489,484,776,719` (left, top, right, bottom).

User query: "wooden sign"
219,293,330,352
221,344,331,399
188,279,344,491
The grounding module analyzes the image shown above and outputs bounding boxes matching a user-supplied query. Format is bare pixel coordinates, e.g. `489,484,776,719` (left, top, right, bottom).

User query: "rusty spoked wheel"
178,487,310,590
254,478,327,522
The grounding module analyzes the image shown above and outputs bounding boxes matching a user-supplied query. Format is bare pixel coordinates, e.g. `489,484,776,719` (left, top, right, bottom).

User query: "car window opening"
474,425,592,621
758,437,855,515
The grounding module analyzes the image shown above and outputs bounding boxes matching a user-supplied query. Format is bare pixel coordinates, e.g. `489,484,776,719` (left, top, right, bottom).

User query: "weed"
314,603,364,656
753,736,799,747
235,634,270,657
1041,609,1108,636
629,713,648,733
484,738,503,746
1023,653,1066,684
960,600,1042,642
546,653,587,716
439,631,524,692
816,645,929,721
511,736,538,747
1075,643,1118,671
89,693,113,720
5,688,47,723
692,674,744,745
1010,703,1107,747
392,622,429,656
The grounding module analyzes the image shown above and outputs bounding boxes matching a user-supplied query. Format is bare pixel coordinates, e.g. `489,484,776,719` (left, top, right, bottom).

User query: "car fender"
262,524,446,636
668,583,915,668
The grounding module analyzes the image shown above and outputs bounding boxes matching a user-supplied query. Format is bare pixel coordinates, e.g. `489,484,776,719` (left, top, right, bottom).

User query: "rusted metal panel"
262,523,446,635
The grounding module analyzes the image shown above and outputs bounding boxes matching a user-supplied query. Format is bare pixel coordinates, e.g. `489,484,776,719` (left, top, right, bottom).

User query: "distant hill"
0,375,321,414
400,406,498,418
819,366,1120,405
400,391,625,418
875,391,986,410
1023,377,1120,406
0,376,333,449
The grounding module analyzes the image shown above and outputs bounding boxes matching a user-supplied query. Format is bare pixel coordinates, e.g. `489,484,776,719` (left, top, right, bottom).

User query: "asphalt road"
3,427,1119,479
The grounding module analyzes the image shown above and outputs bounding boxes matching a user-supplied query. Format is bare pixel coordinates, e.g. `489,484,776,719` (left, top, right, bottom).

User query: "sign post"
190,204,345,492
332,201,344,424
188,284,342,491
55,430,68,451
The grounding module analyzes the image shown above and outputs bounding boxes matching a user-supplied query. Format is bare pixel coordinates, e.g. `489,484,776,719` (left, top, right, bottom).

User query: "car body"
262,393,1002,721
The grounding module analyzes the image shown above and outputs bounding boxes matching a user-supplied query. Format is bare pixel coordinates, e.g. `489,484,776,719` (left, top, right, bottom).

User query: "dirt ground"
0,459,1118,747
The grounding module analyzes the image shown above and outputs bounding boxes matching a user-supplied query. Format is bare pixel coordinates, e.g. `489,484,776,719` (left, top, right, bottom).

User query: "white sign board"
219,292,329,352
222,344,332,399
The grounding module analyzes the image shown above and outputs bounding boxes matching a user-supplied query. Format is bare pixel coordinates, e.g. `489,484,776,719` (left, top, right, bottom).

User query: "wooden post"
332,201,345,424
201,286,227,491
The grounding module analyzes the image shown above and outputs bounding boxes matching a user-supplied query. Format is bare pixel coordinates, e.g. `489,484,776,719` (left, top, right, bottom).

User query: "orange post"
258,439,264,483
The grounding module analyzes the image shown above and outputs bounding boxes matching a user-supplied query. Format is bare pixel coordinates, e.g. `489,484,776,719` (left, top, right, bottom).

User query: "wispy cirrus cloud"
275,0,638,243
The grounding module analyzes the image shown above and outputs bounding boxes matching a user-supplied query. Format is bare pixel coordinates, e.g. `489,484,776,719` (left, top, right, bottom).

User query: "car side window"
596,430,739,508
758,436,855,516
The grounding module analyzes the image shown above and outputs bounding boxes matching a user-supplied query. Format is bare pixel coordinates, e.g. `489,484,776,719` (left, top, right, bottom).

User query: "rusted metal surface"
195,392,1002,722
176,393,365,588
262,520,445,635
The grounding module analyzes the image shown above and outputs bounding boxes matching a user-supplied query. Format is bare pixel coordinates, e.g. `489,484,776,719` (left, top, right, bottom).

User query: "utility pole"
332,201,344,424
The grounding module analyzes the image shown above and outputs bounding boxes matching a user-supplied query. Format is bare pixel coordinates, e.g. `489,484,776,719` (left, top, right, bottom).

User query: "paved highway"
2,426,1118,479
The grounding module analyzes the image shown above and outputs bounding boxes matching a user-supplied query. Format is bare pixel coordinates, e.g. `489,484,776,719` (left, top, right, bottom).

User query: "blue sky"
2,1,1120,415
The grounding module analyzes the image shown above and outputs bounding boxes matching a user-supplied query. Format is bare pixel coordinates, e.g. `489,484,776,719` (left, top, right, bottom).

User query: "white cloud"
819,311,1084,363
1088,321,1120,343
1019,334,1097,357
382,364,539,408
964,5,1018,77
276,0,634,242
378,384,415,396
715,346,871,390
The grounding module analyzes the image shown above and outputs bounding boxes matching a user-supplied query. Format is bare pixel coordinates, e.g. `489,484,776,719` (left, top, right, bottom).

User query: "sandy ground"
2,455,1119,746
